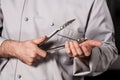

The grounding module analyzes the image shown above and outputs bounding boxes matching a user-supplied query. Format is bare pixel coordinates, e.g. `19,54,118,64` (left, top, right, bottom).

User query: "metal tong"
39,19,76,47
47,34,87,51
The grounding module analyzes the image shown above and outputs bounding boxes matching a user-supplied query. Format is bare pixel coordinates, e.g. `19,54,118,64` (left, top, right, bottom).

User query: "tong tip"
66,19,76,26
59,19,76,30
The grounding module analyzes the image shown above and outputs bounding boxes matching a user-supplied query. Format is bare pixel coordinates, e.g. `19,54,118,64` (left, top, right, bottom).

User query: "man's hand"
0,36,47,65
65,39,102,57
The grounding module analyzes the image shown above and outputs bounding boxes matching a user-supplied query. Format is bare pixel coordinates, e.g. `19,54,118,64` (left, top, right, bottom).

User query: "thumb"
90,40,102,47
32,36,47,45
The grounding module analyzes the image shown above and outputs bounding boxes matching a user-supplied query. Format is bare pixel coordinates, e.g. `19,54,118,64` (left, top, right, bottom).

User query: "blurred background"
85,0,120,80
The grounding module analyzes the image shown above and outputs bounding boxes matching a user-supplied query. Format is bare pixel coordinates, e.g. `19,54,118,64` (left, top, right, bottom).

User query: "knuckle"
73,41,78,44
67,53,71,56
42,52,47,58
78,52,83,56
73,53,77,57
67,50,71,55
76,48,80,52
73,52,78,57
85,52,90,56
27,62,33,65
30,53,36,58
84,50,89,55
24,59,33,65
67,53,74,57
37,51,47,58
28,58,35,64
67,51,71,55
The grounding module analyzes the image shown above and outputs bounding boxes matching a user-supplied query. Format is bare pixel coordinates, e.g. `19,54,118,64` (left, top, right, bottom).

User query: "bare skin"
65,40,102,57
65,40,102,65
0,36,47,65
0,35,102,65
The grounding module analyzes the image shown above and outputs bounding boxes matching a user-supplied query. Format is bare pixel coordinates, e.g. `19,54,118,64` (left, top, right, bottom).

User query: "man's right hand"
0,36,47,65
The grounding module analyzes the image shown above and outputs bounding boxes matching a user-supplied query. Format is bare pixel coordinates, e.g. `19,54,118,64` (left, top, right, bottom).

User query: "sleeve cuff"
0,37,7,46
73,47,101,76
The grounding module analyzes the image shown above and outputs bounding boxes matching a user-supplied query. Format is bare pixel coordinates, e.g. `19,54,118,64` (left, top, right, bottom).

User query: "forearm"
0,40,16,72
0,40,18,58
1,36,47,65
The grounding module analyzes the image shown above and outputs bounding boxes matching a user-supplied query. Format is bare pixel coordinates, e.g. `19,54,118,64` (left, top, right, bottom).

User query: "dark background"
85,0,120,80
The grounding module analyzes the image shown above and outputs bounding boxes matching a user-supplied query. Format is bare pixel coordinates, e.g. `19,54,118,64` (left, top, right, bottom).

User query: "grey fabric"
0,0,118,80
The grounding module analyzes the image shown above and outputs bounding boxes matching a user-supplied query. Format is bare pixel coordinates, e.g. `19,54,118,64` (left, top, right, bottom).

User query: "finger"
25,57,36,65
93,40,102,46
36,48,47,58
36,54,42,60
65,41,72,57
32,36,47,45
80,45,91,56
87,40,102,47
69,41,77,57
73,41,83,56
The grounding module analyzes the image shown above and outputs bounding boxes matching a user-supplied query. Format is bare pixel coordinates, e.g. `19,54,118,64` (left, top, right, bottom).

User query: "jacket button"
17,74,22,79
51,22,54,26
25,17,29,21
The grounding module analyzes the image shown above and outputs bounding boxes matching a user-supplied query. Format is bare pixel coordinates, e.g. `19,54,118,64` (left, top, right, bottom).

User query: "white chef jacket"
0,0,118,80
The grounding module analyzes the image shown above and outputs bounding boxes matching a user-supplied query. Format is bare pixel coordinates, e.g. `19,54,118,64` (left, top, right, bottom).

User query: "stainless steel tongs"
47,34,87,51
39,19,76,47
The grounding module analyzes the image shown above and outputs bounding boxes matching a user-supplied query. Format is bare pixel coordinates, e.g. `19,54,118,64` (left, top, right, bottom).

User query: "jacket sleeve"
73,0,118,76
0,2,8,73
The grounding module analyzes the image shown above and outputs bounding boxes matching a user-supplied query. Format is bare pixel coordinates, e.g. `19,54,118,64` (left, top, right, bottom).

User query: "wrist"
0,40,20,58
